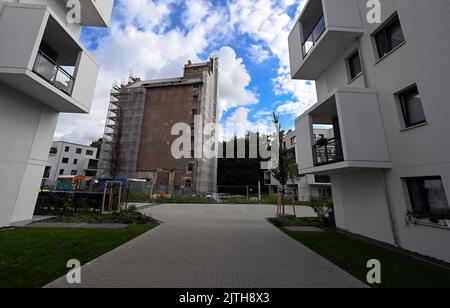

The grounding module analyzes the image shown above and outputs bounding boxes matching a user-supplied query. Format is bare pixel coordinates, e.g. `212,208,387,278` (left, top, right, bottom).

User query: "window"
62,157,69,164
398,85,426,128
65,146,70,152
71,170,77,176
291,137,296,146
86,150,94,156
315,175,331,184
185,180,192,188
59,169,64,175
406,177,449,215
188,164,194,172
347,51,362,80
43,166,51,178
73,159,78,165
374,15,405,59
76,148,82,154
49,147,58,155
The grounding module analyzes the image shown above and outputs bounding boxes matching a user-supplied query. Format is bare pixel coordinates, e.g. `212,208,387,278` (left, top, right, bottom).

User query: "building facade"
98,58,219,196
0,0,113,227
43,141,98,182
289,0,450,262
264,130,332,201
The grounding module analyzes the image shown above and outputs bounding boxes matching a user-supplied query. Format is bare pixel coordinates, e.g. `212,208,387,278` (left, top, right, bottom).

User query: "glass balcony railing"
302,16,326,58
313,137,344,166
32,50,75,96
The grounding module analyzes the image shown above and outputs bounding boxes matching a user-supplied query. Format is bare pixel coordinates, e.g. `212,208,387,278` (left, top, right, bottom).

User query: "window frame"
61,157,69,164
64,146,70,152
346,49,363,82
75,148,82,154
59,169,64,175
405,176,449,215
397,85,427,128
372,13,406,61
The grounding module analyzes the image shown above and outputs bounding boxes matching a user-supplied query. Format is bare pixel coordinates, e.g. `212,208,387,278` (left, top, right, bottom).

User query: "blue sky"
55,0,316,144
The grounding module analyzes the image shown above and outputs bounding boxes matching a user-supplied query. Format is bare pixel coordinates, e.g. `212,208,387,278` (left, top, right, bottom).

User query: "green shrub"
309,197,335,226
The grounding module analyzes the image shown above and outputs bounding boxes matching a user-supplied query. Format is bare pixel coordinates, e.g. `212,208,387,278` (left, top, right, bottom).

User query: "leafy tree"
90,138,103,159
271,113,299,216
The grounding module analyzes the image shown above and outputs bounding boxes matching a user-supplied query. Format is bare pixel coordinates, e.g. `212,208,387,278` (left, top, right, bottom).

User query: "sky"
54,0,317,145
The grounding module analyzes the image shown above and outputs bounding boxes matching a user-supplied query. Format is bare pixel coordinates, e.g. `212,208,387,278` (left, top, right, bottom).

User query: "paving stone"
46,204,366,288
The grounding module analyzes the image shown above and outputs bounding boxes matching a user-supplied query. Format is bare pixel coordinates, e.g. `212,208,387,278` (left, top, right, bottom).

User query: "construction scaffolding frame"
98,79,146,179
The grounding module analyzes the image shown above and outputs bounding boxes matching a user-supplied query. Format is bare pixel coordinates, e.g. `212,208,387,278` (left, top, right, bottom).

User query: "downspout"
381,171,400,247
356,37,369,88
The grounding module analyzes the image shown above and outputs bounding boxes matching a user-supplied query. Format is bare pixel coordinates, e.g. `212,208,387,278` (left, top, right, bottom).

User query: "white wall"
332,170,395,244
0,83,58,226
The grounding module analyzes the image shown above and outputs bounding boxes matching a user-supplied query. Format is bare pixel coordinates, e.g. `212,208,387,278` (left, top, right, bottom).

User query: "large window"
347,51,362,80
398,85,426,128
406,177,449,215
374,15,405,59
62,157,69,164
86,150,94,156
65,146,70,152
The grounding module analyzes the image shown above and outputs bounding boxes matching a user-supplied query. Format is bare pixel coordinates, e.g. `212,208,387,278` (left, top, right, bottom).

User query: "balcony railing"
302,16,326,58
313,137,344,166
32,50,75,95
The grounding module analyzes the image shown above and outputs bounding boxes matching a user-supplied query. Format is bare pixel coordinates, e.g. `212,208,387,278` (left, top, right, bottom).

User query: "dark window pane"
62,157,69,164
65,146,70,152
407,177,449,215
375,31,389,57
400,87,426,127
387,20,405,50
375,16,405,58
59,169,64,175
348,52,362,79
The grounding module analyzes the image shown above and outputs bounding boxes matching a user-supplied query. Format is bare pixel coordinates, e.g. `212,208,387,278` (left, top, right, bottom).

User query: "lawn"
0,224,157,288
283,229,450,288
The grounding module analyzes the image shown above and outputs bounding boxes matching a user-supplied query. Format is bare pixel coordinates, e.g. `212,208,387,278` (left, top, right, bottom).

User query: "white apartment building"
43,141,98,182
0,0,113,227
264,129,333,201
289,0,450,262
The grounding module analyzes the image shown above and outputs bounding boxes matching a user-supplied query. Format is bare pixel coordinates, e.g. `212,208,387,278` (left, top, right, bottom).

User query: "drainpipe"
381,171,400,247
356,37,369,88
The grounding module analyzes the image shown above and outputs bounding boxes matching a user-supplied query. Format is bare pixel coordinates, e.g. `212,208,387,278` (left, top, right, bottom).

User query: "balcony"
295,87,392,175
289,0,364,80
79,0,114,27
313,137,343,166
33,50,75,95
0,3,99,113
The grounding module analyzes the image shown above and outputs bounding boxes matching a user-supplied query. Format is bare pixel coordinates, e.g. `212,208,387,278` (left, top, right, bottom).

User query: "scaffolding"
98,79,146,179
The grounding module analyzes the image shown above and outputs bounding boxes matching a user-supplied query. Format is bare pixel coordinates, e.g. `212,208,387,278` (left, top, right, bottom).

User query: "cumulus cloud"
248,44,272,64
55,0,315,144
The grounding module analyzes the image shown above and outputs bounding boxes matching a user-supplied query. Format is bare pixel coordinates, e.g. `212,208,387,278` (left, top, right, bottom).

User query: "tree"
271,113,300,217
90,138,103,159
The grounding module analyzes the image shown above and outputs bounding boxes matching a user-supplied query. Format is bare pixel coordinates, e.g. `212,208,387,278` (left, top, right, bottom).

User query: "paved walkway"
47,204,366,288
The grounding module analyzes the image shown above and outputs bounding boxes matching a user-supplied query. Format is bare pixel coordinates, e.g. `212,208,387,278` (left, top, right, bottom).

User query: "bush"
309,197,335,226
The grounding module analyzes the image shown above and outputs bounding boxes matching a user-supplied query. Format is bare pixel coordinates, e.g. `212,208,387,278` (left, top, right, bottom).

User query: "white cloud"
217,47,259,114
55,0,314,144
248,44,271,64
221,107,275,140
276,101,311,117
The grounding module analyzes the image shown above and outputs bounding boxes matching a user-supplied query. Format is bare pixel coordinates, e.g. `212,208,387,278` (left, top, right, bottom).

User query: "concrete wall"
290,0,450,262
332,170,395,244
0,83,58,226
